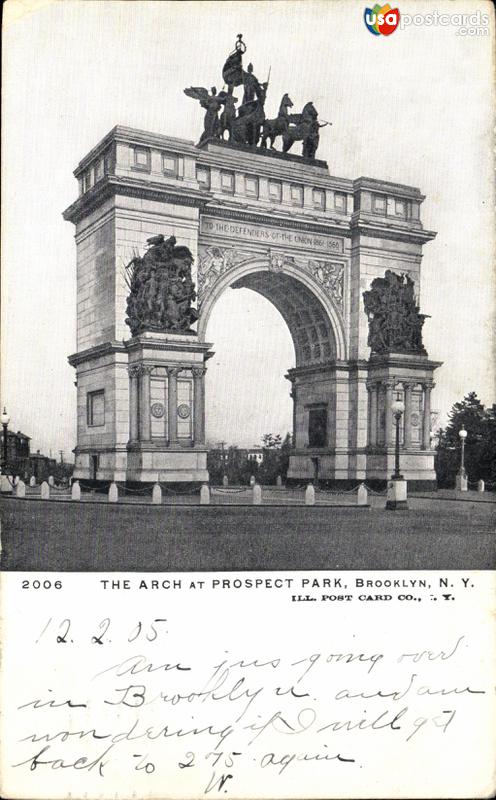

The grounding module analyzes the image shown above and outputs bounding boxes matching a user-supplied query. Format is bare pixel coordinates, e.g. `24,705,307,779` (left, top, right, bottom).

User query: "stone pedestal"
386,478,408,510
69,331,212,486
366,353,442,489
456,472,468,492
126,331,212,485
286,362,356,484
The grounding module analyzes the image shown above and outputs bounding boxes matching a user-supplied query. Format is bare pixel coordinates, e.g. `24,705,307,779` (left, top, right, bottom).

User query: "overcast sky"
2,0,494,456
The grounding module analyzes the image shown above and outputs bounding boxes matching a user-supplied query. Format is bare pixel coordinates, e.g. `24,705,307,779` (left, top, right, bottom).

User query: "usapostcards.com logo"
364,3,400,36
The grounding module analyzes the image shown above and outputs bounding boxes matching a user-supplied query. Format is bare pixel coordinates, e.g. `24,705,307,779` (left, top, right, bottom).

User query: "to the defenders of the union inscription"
201,216,344,254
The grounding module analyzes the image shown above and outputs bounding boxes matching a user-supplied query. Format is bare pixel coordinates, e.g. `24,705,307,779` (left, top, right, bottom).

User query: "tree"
435,393,496,488
206,449,225,485
261,433,282,449
258,432,292,484
230,446,255,485
53,461,74,485
278,432,292,478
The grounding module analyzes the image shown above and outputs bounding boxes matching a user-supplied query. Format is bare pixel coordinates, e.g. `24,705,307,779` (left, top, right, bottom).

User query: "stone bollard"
477,479,485,493
276,475,283,487
152,483,162,505
200,484,210,505
0,475,12,493
48,475,55,487
249,475,256,487
222,475,229,487
305,483,315,506
108,482,118,503
41,481,50,500
29,476,36,487
357,483,368,506
71,480,81,501
16,479,26,498
253,483,262,505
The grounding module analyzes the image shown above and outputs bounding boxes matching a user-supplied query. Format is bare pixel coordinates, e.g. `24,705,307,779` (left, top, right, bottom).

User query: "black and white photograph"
1,1,495,798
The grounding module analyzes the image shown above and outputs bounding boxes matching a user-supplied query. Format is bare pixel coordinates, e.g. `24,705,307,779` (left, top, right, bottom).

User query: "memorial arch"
64,129,440,488
63,35,441,488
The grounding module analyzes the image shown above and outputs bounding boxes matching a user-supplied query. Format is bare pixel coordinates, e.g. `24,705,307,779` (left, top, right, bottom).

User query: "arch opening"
203,286,294,447
197,258,345,366
231,271,337,367
199,259,347,477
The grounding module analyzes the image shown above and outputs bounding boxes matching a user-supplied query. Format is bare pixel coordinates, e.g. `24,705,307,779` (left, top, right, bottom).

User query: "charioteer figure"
241,62,263,105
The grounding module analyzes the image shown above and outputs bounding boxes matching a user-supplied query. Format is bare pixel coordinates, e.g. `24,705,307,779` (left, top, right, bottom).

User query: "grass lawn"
1,496,494,571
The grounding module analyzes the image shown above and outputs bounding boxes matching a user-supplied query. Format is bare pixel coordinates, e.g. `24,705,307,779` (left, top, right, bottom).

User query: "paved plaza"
1,489,494,572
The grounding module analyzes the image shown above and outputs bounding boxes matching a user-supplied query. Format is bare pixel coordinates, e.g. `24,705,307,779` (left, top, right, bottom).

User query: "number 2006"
22,580,62,589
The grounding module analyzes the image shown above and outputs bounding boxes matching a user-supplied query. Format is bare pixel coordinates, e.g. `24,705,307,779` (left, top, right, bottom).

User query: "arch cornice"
196,256,347,361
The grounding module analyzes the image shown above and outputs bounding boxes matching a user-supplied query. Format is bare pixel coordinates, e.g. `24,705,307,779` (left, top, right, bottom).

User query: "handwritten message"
1,571,494,799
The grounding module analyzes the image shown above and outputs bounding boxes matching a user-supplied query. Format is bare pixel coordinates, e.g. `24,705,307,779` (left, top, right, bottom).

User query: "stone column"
404,382,413,449
368,382,378,447
128,366,140,442
289,380,297,447
422,383,433,450
366,385,371,444
192,367,206,445
385,381,394,446
201,369,206,447
167,367,180,445
139,365,153,442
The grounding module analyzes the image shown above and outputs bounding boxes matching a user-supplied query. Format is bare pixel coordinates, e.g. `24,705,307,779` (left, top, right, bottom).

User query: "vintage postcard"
1,0,495,798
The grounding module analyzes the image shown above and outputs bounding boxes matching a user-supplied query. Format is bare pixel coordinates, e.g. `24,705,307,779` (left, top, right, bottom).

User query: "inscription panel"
200,215,344,255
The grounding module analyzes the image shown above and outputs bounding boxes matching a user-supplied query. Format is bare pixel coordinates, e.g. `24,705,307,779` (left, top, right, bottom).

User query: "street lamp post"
392,396,405,480
1,407,10,473
1,407,12,494
386,394,408,510
456,427,468,491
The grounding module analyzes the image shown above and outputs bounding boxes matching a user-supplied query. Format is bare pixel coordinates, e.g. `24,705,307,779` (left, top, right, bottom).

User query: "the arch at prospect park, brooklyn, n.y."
64,34,440,490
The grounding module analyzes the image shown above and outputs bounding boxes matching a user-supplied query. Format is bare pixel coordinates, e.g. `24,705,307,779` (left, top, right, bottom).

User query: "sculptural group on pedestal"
184,34,330,159
363,270,428,355
125,235,199,336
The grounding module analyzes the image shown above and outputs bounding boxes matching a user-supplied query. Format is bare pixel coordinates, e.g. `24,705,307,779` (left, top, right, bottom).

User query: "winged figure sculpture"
184,86,225,144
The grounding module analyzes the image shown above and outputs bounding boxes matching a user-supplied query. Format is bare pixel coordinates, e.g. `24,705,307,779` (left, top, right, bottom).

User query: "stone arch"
197,256,347,365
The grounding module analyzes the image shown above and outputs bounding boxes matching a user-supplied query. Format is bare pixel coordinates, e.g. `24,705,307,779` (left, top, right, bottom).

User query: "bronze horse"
260,93,294,150
282,102,329,159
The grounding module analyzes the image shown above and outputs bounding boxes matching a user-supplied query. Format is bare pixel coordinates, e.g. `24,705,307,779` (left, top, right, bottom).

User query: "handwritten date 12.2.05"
35,618,168,645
